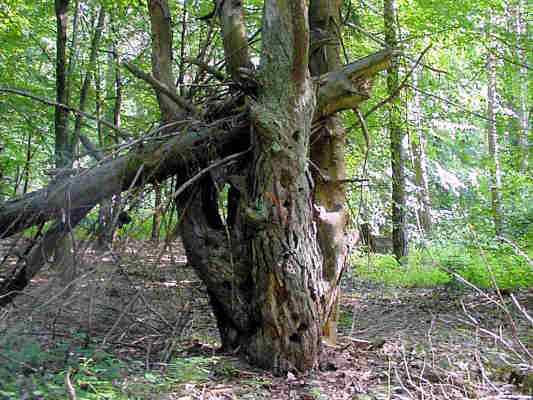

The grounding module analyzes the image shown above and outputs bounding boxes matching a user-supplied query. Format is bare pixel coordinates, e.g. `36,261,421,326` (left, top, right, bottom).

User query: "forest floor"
0,239,531,400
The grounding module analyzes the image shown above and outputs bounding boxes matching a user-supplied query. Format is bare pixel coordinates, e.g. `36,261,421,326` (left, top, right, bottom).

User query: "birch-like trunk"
515,0,529,173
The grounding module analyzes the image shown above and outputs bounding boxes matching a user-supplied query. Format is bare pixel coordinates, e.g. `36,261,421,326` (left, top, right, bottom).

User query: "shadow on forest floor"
0,239,531,399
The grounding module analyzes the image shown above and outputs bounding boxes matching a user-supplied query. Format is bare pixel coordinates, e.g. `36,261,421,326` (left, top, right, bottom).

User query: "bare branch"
315,49,395,118
364,44,432,118
186,58,227,82
0,87,131,139
123,62,199,116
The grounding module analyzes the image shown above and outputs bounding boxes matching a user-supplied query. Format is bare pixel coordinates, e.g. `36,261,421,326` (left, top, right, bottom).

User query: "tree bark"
514,0,529,173
53,0,77,292
54,0,71,170
218,0,250,81
148,0,183,122
97,27,123,249
308,0,346,346
384,0,408,260
234,0,323,372
179,0,333,373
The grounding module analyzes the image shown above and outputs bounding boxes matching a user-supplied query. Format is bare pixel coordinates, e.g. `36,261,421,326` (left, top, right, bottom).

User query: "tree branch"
186,58,227,82
0,205,92,307
0,87,131,139
315,49,395,118
364,44,432,118
123,62,199,116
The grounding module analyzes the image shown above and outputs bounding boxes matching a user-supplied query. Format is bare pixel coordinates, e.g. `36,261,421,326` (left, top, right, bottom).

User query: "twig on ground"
65,367,77,400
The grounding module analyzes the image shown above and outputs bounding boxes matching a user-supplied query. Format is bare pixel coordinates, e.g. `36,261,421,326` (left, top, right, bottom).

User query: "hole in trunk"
292,130,300,142
289,332,301,343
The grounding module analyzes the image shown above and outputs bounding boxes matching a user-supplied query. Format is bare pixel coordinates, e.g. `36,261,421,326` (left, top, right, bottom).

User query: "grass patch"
352,242,533,289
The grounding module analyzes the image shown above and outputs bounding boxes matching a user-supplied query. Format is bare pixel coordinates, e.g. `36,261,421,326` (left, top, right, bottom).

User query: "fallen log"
0,124,249,239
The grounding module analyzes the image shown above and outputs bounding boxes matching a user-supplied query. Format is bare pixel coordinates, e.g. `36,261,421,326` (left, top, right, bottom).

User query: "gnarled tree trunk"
0,0,394,374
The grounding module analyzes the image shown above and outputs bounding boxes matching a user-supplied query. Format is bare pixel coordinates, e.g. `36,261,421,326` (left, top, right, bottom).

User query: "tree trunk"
96,25,123,249
486,36,503,235
515,0,529,173
179,0,330,374
148,0,182,122
384,0,408,260
53,0,76,292
54,0,71,170
410,67,431,234
218,0,250,80
308,0,347,346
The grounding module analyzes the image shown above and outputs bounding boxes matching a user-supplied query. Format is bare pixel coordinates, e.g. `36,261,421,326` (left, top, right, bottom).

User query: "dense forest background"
0,0,531,398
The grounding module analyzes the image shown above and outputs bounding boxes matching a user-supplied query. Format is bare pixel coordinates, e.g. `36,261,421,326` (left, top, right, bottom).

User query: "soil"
0,239,531,399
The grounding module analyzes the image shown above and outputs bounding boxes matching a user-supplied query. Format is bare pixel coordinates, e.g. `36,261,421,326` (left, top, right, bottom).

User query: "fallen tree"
0,123,249,238
0,50,391,239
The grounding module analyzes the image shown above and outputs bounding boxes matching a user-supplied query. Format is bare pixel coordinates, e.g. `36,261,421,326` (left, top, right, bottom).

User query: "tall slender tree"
514,0,529,173
384,0,408,259
410,67,431,234
53,0,76,288
486,28,503,235
54,0,70,171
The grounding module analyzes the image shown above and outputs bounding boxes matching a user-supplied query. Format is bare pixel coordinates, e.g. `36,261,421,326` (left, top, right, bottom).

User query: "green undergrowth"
0,334,222,400
352,242,533,289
